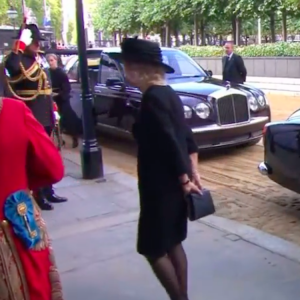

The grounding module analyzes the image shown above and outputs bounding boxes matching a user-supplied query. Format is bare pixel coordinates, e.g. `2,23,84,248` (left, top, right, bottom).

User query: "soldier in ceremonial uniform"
4,23,68,210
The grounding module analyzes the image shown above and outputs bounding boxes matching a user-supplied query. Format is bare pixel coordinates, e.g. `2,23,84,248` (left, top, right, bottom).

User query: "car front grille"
216,94,249,125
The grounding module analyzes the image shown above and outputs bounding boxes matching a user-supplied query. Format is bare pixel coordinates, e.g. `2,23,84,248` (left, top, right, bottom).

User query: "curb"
61,150,300,264
200,215,300,263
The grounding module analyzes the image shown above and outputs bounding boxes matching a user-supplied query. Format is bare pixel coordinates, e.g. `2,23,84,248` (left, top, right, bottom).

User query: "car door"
65,55,101,121
93,53,130,132
266,122,300,190
65,58,83,120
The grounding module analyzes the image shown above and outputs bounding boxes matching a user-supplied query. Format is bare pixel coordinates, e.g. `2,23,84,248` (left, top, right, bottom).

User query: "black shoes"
36,197,54,211
35,191,68,211
47,193,68,203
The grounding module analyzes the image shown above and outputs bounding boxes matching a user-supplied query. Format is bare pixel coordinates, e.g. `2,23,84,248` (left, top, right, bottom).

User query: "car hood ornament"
225,81,231,90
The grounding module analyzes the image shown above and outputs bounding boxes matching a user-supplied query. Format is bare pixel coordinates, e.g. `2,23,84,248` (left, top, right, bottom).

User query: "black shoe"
36,198,54,211
72,137,79,149
47,194,68,203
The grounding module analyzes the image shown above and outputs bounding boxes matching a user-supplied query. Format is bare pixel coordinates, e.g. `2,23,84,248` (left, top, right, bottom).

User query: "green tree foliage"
67,20,74,43
0,0,62,39
0,1,9,25
47,0,63,38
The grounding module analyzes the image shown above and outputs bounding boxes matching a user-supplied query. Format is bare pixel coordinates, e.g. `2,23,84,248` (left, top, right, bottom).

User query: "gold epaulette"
16,88,52,96
7,62,40,84
6,68,49,101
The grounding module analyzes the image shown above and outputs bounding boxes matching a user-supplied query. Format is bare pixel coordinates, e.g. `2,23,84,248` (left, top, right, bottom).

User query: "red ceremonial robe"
0,97,64,300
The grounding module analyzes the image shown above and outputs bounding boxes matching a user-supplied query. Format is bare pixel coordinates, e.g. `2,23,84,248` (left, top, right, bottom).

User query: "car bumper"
192,116,269,149
258,162,272,175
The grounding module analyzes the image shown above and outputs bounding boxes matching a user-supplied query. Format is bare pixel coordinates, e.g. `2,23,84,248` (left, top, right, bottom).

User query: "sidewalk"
213,75,300,96
46,152,300,300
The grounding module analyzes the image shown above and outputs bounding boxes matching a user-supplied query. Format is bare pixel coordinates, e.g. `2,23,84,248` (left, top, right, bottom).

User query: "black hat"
12,23,46,41
120,37,174,74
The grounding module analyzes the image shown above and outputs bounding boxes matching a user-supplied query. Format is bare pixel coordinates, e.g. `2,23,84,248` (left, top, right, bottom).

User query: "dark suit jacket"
222,53,247,83
132,85,198,198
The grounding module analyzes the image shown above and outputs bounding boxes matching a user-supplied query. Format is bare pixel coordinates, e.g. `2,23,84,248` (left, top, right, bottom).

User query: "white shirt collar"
228,52,233,59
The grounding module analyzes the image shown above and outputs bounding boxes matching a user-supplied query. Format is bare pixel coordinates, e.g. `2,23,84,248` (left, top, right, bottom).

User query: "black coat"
50,67,71,108
50,67,82,136
5,51,54,127
222,53,247,83
132,85,198,257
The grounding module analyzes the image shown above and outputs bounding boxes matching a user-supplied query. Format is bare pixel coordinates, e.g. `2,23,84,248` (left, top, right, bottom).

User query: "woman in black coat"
121,38,202,300
47,54,82,148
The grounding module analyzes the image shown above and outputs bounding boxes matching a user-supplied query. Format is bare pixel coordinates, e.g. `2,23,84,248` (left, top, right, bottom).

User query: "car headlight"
257,95,266,106
183,105,192,119
195,103,210,119
248,96,258,111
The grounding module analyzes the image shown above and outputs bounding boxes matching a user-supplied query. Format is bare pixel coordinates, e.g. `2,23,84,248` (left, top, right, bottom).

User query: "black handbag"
186,189,215,221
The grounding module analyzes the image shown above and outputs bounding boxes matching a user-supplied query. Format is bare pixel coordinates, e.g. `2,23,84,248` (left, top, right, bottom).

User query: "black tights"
146,243,189,300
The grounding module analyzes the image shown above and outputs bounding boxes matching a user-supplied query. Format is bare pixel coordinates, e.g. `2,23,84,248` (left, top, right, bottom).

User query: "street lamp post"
7,8,18,36
75,0,104,179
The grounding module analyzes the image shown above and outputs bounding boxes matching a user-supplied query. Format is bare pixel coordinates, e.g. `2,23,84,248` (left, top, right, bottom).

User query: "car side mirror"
206,70,213,77
106,78,124,89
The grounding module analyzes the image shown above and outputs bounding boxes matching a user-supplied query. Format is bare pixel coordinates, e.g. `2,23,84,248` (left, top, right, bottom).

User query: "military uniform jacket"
4,45,54,128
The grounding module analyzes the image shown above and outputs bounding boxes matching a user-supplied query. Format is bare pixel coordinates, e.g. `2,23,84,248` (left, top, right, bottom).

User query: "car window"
99,54,122,84
67,60,79,81
105,50,206,80
64,56,77,73
162,50,207,78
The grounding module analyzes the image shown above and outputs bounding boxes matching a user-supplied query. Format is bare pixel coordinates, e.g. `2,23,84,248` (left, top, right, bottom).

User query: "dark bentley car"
258,110,300,194
49,47,271,149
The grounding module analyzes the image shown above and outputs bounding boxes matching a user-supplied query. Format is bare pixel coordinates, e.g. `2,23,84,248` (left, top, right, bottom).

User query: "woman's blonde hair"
126,62,166,89
46,53,58,61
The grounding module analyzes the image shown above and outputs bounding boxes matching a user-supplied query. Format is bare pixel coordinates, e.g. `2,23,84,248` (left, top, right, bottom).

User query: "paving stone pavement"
43,158,300,300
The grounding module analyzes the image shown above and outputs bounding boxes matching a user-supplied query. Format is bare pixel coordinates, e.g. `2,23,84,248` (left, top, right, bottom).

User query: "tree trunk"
235,18,241,45
182,34,186,45
160,27,166,46
174,28,180,47
231,16,236,43
270,12,276,43
141,26,146,39
220,35,223,46
189,33,193,45
165,22,171,47
118,29,122,45
200,19,205,45
194,14,199,46
282,9,287,42
113,32,117,46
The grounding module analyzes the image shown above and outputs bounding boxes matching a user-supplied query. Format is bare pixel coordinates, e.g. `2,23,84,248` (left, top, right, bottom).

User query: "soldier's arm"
4,42,24,77
5,30,37,78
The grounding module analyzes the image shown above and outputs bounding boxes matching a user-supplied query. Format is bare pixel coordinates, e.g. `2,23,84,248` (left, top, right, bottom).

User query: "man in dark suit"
222,41,247,83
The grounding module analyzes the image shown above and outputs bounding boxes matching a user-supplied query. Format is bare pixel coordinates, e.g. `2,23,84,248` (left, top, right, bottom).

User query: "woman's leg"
146,254,188,300
168,243,189,299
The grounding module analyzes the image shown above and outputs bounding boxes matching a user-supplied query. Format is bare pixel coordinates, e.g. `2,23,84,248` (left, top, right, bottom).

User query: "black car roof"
45,46,178,56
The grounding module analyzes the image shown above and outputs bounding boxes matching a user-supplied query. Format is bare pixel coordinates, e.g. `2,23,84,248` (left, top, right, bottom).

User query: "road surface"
65,94,300,245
